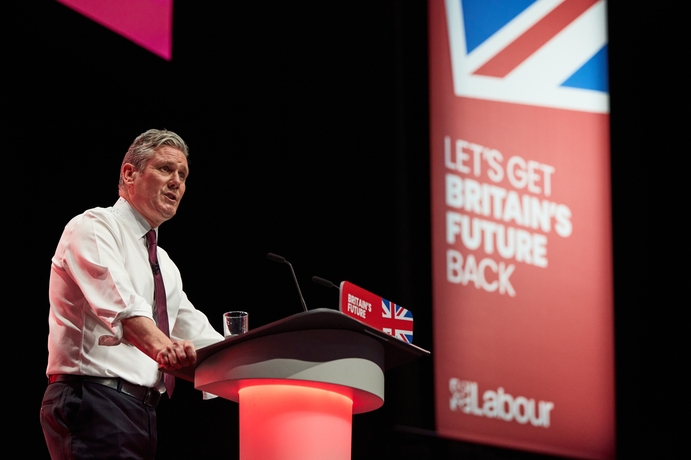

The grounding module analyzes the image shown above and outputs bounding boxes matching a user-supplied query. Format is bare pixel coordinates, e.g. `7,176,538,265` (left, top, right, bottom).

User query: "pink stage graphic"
431,1,615,458
57,0,173,60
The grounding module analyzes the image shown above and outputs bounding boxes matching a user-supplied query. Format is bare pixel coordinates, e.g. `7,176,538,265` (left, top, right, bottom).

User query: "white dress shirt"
46,198,223,389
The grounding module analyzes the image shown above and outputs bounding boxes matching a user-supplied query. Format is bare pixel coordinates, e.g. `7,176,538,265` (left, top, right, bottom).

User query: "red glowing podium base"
172,308,429,460
238,382,354,460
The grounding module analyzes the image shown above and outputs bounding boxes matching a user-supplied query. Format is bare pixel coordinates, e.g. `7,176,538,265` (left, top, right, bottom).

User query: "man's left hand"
156,340,197,370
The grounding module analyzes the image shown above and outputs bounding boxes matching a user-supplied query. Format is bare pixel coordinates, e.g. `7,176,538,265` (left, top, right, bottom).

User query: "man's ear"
122,163,137,186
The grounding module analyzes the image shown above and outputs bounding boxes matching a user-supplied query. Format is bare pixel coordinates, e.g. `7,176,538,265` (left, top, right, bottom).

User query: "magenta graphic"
56,0,173,60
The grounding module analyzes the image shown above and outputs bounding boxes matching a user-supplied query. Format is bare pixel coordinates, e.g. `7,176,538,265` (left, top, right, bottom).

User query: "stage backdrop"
430,1,615,458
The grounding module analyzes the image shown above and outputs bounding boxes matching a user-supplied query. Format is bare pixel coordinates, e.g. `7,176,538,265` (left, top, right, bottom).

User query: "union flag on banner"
445,0,608,113
339,281,414,343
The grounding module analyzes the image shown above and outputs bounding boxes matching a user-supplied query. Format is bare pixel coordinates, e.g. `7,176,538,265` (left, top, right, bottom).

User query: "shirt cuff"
98,297,155,346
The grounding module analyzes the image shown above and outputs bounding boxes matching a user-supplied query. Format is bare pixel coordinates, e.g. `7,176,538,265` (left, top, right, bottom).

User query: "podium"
172,308,429,460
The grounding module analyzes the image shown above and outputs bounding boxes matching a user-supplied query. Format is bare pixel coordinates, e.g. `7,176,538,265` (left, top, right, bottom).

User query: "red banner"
430,1,615,458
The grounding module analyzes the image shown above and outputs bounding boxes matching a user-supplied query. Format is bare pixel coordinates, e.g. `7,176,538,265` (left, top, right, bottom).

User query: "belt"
49,374,162,408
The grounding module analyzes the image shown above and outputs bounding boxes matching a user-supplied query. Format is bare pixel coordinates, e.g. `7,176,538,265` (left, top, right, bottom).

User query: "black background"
7,1,682,459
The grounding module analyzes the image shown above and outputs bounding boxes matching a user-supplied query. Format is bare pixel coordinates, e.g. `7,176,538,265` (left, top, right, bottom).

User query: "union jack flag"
382,299,414,343
445,0,609,113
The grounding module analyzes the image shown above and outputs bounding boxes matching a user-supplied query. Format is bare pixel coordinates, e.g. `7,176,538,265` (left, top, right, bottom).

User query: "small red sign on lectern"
339,281,413,343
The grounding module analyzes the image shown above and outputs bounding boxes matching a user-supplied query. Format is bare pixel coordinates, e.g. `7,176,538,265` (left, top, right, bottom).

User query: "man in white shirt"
40,129,224,460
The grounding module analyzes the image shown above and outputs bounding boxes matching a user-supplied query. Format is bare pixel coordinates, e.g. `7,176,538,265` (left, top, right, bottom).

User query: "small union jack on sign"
339,281,414,343
381,299,414,343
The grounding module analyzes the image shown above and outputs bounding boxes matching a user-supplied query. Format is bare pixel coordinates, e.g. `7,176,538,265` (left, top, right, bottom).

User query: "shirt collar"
113,197,158,239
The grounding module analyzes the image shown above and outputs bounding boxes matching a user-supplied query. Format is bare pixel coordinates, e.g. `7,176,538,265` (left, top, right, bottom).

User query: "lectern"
171,308,429,460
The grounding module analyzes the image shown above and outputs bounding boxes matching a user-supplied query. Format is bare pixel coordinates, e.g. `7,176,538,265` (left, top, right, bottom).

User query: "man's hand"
122,316,198,369
155,340,197,370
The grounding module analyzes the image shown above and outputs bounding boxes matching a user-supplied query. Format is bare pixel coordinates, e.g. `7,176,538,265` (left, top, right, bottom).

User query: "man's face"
124,146,189,228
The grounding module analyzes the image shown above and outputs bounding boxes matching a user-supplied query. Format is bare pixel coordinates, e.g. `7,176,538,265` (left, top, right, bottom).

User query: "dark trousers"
40,380,157,460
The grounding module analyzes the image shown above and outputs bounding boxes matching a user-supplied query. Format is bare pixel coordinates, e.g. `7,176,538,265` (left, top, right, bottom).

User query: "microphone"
312,276,340,290
267,253,286,263
267,253,308,312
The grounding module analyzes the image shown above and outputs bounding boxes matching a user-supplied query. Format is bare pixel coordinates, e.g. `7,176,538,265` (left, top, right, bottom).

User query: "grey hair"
118,129,189,188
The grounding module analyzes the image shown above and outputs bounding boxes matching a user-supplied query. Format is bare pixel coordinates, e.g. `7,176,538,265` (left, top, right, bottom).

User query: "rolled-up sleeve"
53,211,155,346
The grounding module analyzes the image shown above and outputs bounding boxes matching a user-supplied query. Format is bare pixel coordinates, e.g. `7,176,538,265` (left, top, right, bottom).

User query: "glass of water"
223,311,248,337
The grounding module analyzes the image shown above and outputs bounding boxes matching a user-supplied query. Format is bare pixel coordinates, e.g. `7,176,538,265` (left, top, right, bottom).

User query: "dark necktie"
145,229,175,397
